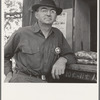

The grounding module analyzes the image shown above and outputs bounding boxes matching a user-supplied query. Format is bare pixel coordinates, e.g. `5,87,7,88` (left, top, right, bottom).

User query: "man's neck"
38,22,52,38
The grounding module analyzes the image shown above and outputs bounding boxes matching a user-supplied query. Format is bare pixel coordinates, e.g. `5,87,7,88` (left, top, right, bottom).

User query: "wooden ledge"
65,64,97,82
67,64,97,73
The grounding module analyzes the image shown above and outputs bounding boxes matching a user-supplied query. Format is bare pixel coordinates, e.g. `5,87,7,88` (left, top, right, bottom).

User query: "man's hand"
4,72,13,83
51,57,67,79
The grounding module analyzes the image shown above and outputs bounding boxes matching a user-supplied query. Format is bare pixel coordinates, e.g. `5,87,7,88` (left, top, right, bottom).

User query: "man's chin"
44,22,53,25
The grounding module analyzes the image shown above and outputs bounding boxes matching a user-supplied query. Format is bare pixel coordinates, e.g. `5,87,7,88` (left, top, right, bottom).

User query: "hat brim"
32,4,62,15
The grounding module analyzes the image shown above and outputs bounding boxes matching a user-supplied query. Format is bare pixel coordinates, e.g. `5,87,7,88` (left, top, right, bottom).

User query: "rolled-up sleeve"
60,34,77,65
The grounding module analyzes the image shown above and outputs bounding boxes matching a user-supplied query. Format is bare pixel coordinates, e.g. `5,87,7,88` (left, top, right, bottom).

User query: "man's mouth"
44,17,52,21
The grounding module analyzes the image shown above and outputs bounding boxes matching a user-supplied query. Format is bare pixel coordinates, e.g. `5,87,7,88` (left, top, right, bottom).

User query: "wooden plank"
61,0,73,9
54,0,73,9
73,0,90,52
90,6,97,51
65,63,97,82
65,69,97,82
67,64,97,73
22,0,35,26
66,8,73,48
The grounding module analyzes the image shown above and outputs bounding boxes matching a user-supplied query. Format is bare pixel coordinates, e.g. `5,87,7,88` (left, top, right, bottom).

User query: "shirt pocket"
21,40,39,54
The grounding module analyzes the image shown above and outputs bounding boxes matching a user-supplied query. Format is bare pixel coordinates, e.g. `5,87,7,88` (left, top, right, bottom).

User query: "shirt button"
37,47,39,51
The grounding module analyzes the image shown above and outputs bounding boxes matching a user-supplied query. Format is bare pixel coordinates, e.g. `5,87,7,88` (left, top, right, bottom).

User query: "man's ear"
34,11,38,19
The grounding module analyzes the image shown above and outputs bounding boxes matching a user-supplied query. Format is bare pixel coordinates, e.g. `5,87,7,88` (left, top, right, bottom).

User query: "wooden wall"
73,0,90,52
65,9,73,48
22,0,35,26
90,5,97,52
54,0,73,9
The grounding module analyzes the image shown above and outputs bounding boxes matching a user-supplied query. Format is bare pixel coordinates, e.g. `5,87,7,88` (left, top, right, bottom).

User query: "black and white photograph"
2,0,99,99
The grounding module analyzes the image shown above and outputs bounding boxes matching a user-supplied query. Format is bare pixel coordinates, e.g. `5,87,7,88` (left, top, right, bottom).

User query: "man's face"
35,6,57,25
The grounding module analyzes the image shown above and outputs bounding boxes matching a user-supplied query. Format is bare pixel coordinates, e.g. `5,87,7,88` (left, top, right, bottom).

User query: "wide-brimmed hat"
32,0,62,15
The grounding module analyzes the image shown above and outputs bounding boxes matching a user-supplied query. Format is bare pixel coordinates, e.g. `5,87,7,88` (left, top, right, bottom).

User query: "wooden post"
73,0,90,52
22,0,35,26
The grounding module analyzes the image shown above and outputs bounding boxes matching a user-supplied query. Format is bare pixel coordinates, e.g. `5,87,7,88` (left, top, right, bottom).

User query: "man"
4,0,76,83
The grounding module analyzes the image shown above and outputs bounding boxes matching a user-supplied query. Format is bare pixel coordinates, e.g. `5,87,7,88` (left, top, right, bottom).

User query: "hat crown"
32,0,62,15
34,0,56,7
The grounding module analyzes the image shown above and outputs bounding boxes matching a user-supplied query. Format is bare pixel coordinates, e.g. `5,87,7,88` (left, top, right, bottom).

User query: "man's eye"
41,9,47,12
51,10,56,14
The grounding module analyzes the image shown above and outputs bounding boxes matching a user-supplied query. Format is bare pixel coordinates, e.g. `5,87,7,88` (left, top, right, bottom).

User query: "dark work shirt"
4,23,76,76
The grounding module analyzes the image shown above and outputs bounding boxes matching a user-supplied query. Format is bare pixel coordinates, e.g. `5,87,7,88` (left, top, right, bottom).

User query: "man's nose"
47,10,51,15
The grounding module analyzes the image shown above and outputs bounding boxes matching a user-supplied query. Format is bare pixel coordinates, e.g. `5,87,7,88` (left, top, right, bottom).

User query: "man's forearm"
4,59,12,76
51,57,67,79
57,57,67,64
4,71,13,82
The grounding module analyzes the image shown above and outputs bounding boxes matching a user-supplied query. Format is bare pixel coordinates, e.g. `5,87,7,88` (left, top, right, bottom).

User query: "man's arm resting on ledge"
51,57,67,79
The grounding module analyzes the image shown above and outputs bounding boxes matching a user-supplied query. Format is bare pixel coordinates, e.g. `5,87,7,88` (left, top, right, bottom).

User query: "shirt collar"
32,22,54,35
